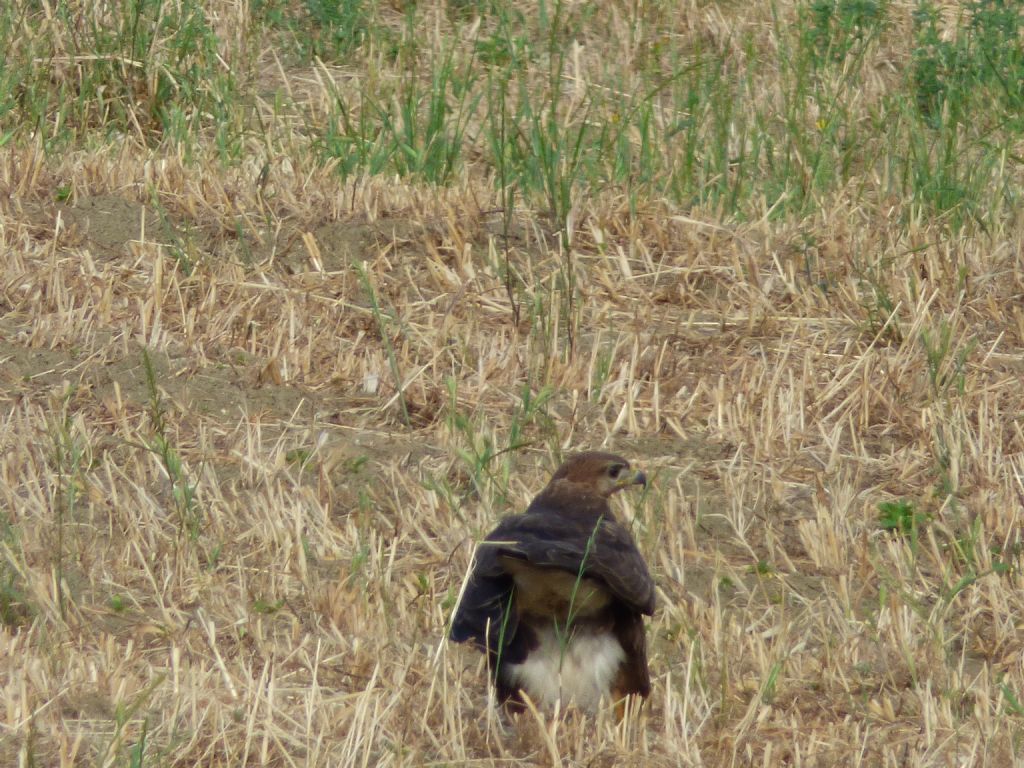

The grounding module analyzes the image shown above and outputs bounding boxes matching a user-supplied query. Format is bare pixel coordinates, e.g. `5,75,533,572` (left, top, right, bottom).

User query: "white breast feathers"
503,624,625,712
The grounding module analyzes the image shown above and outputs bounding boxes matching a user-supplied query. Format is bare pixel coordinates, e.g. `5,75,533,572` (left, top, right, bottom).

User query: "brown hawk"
450,452,655,714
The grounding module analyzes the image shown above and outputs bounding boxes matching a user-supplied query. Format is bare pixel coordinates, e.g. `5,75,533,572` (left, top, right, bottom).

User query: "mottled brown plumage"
450,452,655,714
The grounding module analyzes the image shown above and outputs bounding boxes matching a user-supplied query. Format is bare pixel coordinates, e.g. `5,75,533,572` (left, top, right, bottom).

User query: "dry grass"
2,0,1024,765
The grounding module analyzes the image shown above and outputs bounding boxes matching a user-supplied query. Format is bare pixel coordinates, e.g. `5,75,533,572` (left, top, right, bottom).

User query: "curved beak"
617,468,647,489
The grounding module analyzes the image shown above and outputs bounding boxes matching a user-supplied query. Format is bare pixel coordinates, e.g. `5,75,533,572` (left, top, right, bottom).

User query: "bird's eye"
609,464,622,478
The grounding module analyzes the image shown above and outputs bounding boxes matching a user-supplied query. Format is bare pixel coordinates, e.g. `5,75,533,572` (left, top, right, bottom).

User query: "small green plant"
285,447,314,468
445,395,502,502
1000,680,1024,716
347,455,369,473
990,542,1020,576
850,257,903,343
147,191,196,276
103,677,164,767
206,542,223,570
920,320,975,399
251,598,285,614
251,0,379,62
507,383,555,457
440,587,457,613
349,542,371,583
304,0,371,59
947,515,984,572
388,39,480,184
941,520,1015,602
128,718,148,768
415,572,430,595
878,499,928,536
109,594,129,613
475,10,530,67
444,378,552,507
801,0,886,67
761,660,783,704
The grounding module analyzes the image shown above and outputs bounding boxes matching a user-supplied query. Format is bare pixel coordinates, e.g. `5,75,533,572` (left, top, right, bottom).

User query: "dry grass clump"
2,0,1024,765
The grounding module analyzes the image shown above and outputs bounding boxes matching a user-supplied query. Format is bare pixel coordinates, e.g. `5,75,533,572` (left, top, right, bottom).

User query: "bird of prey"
450,451,655,714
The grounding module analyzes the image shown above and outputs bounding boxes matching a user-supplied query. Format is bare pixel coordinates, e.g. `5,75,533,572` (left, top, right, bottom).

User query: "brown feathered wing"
450,496,654,700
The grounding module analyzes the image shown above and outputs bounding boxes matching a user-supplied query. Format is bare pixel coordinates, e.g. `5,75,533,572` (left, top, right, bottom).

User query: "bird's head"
545,451,648,500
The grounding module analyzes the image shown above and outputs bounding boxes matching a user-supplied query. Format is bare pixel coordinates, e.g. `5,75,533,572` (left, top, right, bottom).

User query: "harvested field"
2,0,1024,765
